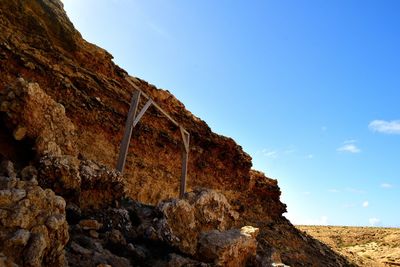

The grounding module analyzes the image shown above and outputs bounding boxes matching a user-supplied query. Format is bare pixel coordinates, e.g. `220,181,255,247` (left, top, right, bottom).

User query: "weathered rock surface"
66,189,259,267
0,0,355,266
38,153,126,210
0,78,78,157
0,161,68,267
198,226,259,267
154,188,239,255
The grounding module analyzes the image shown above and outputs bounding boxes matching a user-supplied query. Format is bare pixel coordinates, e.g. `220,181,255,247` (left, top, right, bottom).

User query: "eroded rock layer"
0,0,354,266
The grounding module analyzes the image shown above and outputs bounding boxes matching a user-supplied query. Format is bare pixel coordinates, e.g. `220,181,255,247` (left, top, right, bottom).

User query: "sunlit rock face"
0,0,354,266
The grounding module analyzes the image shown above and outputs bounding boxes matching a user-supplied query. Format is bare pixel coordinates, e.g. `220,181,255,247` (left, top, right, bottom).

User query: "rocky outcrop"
65,189,259,266
0,0,355,266
153,188,239,255
0,78,78,157
38,154,126,210
198,226,259,267
0,161,68,267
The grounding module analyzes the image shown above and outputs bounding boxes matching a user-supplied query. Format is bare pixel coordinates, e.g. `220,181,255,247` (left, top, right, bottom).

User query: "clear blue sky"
62,0,400,227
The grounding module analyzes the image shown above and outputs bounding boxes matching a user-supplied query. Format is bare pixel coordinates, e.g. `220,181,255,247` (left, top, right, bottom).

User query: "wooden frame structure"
116,78,190,198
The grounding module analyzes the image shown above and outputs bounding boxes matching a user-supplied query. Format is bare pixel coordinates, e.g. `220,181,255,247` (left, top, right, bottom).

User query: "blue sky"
62,0,400,227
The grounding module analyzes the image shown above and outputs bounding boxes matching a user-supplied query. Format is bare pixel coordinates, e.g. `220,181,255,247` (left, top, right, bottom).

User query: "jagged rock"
0,161,16,179
126,243,148,261
0,0,356,266
0,78,78,157
153,188,239,255
38,154,126,210
0,162,68,267
70,241,92,256
79,219,103,231
197,226,259,267
20,165,38,181
66,233,132,267
106,229,127,246
0,252,18,267
167,253,210,267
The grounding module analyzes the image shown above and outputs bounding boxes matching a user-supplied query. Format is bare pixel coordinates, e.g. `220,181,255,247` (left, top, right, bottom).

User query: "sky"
62,0,400,227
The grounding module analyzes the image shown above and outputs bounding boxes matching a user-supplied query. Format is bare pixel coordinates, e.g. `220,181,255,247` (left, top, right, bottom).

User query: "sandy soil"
297,225,400,267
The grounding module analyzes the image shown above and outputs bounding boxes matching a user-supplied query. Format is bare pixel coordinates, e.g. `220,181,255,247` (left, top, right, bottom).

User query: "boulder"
198,226,259,267
153,188,239,255
0,78,78,157
38,154,126,210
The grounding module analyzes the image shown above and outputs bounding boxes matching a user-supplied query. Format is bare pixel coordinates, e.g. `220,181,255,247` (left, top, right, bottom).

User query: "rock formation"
0,161,68,267
0,0,355,266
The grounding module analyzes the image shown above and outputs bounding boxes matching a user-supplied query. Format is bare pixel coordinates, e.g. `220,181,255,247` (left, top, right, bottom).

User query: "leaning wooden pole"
180,127,190,198
116,90,141,173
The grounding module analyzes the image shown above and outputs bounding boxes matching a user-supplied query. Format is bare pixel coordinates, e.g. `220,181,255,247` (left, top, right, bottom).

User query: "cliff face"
0,0,284,224
0,1,353,266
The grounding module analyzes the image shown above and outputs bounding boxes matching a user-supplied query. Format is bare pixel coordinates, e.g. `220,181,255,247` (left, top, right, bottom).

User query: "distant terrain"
297,226,400,267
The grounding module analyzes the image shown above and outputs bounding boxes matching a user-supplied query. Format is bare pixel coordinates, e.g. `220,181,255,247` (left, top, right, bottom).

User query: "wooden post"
119,78,192,199
180,127,190,198
132,99,152,127
116,90,141,173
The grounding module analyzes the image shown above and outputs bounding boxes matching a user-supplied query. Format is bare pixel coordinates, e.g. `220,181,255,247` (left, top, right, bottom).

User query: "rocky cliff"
0,0,354,266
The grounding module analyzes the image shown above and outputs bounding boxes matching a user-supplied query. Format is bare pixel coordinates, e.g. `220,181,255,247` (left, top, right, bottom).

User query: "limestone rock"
0,0,355,265
167,253,210,267
79,219,103,231
0,162,69,267
0,161,16,179
38,154,126,210
153,188,239,255
0,78,78,157
198,226,259,267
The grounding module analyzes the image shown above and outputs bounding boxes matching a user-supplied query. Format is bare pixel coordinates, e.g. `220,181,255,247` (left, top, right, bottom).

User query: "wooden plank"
116,90,141,173
180,147,189,198
125,76,191,199
132,99,153,127
126,77,182,127
180,127,190,152
179,128,190,198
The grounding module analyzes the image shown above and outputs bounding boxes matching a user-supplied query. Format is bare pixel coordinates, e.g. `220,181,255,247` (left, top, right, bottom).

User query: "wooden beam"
180,127,190,152
132,99,153,127
125,77,183,129
125,76,191,199
180,146,189,198
179,127,190,198
116,90,141,173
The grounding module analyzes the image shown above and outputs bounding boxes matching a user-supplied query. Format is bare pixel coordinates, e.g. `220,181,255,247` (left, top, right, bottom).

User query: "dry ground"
297,226,400,267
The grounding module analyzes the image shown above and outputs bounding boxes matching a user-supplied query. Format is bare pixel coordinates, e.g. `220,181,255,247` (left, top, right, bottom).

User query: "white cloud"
302,191,311,196
362,201,369,208
263,150,278,158
337,144,361,153
343,139,357,144
306,154,314,159
381,183,393,189
345,187,366,194
369,120,400,134
328,189,340,193
147,22,172,40
257,149,278,158
369,217,380,227
284,149,296,154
